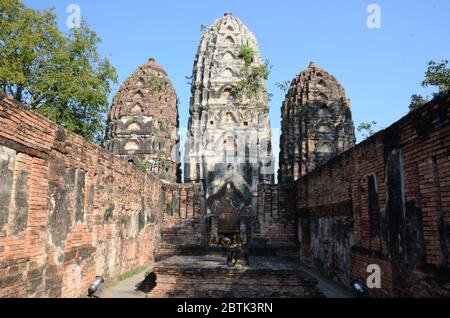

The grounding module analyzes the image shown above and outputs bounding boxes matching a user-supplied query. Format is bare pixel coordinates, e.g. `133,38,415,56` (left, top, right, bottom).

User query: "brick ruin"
0,95,163,297
104,58,181,183
0,12,449,298
279,62,356,183
295,95,450,297
183,12,275,245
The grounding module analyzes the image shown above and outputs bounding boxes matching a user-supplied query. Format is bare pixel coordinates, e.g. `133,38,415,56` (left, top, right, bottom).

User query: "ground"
98,256,353,298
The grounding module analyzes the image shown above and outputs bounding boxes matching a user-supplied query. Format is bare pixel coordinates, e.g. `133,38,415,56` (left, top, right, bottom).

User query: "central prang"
184,12,275,242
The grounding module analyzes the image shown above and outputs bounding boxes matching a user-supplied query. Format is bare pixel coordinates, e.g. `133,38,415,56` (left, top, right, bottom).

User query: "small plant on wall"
200,24,218,44
148,73,167,92
136,160,150,173
231,45,273,104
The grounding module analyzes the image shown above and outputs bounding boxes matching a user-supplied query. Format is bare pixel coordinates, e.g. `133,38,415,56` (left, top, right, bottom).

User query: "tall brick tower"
104,58,181,183
184,12,274,238
279,62,356,183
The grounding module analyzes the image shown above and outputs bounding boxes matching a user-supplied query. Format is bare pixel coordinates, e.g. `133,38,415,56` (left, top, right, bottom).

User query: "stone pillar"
251,191,258,217
240,216,248,245
199,190,206,216
210,215,218,242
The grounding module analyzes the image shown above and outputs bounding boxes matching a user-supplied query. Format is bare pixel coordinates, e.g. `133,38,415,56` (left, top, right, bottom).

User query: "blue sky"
23,0,450,159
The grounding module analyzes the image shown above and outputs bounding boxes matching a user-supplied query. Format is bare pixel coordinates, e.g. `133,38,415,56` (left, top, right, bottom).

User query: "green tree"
275,80,291,93
0,0,117,142
409,60,450,111
357,121,379,140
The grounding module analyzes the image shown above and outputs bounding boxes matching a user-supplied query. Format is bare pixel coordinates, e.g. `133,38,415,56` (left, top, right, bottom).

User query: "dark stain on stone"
48,153,75,248
0,273,23,289
88,185,94,211
104,203,115,222
147,213,155,224
385,148,406,259
79,246,95,261
0,150,14,231
368,175,381,238
44,265,62,298
405,200,425,267
87,185,95,233
55,127,67,143
12,170,29,235
28,266,44,279
75,170,85,222
139,197,146,231
26,267,44,294
26,275,43,294
64,250,77,264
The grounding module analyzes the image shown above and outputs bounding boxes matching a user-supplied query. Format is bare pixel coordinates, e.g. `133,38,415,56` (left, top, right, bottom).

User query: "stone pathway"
298,265,354,298
98,272,148,298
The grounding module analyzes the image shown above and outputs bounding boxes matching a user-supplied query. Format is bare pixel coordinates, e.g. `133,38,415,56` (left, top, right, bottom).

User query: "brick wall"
159,183,207,256
159,182,299,257
0,94,164,298
296,94,450,297
251,184,298,252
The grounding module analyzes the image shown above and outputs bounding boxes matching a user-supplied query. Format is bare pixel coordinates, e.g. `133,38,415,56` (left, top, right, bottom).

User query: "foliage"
357,121,378,140
148,73,166,91
409,94,428,111
232,45,272,103
200,24,218,44
211,33,218,44
210,26,218,44
200,24,208,33
422,59,450,92
409,60,450,111
0,0,117,142
238,45,254,65
275,80,291,93
185,75,193,86
136,160,150,173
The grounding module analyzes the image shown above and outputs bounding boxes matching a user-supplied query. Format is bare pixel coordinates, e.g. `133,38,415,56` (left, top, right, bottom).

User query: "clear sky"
23,0,450,170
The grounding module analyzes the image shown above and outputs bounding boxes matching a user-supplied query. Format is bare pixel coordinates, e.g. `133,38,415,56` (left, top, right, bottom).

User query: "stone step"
157,245,300,260
146,255,325,298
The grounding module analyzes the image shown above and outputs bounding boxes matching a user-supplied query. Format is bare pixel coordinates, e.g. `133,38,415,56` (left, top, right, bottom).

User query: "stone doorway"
208,182,249,245
217,199,240,237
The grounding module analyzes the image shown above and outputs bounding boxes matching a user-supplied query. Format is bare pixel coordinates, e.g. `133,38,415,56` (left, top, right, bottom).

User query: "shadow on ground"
135,272,157,293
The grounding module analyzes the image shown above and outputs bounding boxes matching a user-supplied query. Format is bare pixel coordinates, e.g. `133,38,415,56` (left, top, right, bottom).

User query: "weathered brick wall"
251,185,298,251
296,151,355,285
159,183,207,256
0,94,164,298
159,183,299,257
296,95,450,297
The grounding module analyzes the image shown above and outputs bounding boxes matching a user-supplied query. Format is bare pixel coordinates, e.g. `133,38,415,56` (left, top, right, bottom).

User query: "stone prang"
278,62,356,183
184,12,274,232
104,58,180,183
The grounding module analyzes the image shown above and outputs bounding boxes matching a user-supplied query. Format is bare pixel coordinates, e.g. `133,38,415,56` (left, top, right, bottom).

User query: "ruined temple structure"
104,58,181,183
278,62,356,183
1,11,449,299
184,12,274,242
